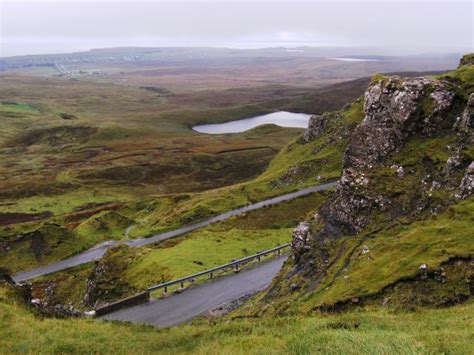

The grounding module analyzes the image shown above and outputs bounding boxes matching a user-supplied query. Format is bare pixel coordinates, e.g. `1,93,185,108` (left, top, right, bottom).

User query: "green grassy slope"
239,55,474,316
30,193,327,307
249,198,473,316
1,284,472,354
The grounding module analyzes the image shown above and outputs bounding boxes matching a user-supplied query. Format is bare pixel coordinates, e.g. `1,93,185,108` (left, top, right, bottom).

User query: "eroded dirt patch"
0,211,53,226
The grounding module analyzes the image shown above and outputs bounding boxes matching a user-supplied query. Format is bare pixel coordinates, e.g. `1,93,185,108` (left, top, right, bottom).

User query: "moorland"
1,48,472,354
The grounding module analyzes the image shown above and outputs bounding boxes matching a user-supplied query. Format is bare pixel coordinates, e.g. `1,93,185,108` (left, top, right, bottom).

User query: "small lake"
192,111,313,134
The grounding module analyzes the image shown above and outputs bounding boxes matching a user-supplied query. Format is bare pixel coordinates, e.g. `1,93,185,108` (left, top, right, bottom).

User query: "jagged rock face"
316,77,456,238
455,93,474,132
280,58,473,311
344,77,454,170
83,264,103,307
316,167,386,236
83,261,115,307
292,69,472,264
291,222,311,261
445,154,463,177
456,162,474,199
303,115,327,143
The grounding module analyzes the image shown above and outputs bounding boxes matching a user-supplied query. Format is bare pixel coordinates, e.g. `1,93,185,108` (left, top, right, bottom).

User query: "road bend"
13,181,336,282
101,255,288,327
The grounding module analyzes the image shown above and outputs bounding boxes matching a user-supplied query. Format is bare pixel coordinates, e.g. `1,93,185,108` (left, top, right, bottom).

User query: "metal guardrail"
147,243,291,293
93,243,291,316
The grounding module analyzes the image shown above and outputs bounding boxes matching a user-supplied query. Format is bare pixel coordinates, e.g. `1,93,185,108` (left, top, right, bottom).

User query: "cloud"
1,1,472,56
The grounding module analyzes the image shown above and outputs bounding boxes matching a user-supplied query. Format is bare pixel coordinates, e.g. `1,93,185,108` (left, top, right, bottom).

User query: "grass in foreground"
1,283,472,354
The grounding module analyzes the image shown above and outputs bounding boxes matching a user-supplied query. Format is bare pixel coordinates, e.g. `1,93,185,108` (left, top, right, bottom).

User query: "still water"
192,111,313,134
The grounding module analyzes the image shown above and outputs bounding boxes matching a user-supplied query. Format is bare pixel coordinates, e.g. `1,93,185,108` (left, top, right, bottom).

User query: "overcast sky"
1,0,472,57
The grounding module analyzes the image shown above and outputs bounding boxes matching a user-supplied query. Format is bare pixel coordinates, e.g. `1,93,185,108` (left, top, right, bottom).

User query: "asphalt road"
101,255,288,327
13,181,336,282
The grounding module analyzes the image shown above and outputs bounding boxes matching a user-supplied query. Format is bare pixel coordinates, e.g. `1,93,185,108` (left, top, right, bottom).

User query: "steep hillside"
247,54,474,315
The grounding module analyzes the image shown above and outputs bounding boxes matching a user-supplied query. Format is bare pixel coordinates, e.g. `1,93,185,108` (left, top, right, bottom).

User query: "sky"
0,0,473,57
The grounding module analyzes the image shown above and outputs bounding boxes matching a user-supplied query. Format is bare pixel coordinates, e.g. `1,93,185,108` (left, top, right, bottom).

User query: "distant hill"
0,46,461,71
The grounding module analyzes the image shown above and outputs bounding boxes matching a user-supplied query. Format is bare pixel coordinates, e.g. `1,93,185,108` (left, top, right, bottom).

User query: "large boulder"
303,114,328,143
291,222,312,262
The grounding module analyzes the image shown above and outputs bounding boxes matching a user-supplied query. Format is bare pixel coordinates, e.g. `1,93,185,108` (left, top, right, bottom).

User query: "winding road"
101,255,288,327
13,182,336,282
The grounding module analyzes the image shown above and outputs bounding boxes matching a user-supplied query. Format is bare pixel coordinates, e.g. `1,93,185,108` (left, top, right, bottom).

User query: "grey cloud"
1,1,472,56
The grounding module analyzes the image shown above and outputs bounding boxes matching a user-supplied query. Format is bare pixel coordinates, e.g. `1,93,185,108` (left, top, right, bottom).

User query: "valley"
0,47,472,354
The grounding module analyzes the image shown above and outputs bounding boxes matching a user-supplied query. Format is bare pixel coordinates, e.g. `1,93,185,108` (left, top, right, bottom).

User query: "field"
27,192,328,307
0,90,360,275
0,52,455,222
1,51,396,274
0,52,374,308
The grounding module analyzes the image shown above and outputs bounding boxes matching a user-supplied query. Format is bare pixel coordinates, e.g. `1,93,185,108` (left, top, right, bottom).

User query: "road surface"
13,181,336,282
102,255,288,327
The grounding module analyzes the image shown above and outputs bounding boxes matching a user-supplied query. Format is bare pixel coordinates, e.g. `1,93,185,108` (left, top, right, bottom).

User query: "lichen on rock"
345,76,455,171
291,221,312,262
456,162,474,199
288,66,472,282
455,93,474,132
316,76,456,239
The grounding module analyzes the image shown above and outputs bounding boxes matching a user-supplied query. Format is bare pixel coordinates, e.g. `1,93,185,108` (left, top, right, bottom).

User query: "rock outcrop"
318,77,456,239
455,93,474,132
456,162,474,199
291,222,312,262
344,76,454,171
262,56,474,315
302,115,328,143
459,53,474,67
0,267,81,318
292,69,472,264
83,245,139,308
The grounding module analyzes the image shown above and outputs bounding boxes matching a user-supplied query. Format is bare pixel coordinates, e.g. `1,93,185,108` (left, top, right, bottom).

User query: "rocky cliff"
294,63,472,261
256,55,474,313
